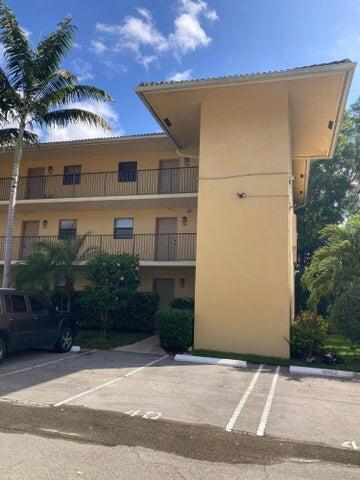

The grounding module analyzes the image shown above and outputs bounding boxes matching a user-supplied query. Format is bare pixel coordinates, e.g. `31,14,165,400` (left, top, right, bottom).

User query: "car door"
4,293,35,349
28,295,60,345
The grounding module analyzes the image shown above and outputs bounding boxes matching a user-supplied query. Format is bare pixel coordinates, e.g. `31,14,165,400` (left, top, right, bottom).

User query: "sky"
2,0,360,141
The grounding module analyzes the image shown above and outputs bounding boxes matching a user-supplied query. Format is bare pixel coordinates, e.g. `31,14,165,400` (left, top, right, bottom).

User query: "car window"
4,295,12,313
12,295,28,313
29,296,51,313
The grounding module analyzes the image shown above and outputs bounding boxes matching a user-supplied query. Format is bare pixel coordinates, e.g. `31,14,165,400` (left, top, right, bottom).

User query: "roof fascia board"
13,133,169,152
135,62,356,94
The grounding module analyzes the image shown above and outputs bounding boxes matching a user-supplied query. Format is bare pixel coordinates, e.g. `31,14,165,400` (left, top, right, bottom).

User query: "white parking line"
256,365,280,436
225,364,264,432
0,350,97,378
54,355,169,407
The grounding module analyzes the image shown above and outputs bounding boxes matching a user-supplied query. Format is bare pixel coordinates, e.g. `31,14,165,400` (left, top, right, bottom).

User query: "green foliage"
79,291,159,333
157,308,194,352
302,214,360,310
290,311,328,358
80,253,140,337
331,287,360,347
296,106,360,311
12,235,93,311
0,2,113,147
83,253,140,293
170,297,194,310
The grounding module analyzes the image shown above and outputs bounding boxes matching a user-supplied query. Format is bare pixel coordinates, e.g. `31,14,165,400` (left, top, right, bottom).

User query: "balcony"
0,233,197,265
0,166,199,202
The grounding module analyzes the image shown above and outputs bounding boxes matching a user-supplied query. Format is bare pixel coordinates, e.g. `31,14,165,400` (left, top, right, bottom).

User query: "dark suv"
0,289,76,363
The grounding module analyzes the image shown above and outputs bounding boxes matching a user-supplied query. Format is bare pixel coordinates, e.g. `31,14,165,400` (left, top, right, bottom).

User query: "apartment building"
0,60,355,357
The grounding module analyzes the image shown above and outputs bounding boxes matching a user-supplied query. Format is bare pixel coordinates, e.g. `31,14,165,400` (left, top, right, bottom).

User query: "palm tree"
0,2,113,287
302,213,360,310
13,234,97,311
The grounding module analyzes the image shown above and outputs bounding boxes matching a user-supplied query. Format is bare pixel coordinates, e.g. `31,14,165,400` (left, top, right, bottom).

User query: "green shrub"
112,292,159,333
78,291,159,333
157,308,194,351
331,287,360,347
81,253,140,337
170,297,194,310
290,311,328,358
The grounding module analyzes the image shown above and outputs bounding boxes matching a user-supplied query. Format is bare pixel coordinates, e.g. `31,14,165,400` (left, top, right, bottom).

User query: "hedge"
331,287,360,346
78,291,159,333
170,297,194,310
157,308,194,351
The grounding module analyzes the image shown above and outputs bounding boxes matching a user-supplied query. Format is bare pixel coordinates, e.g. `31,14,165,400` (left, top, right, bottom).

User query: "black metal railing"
0,167,199,201
0,234,197,262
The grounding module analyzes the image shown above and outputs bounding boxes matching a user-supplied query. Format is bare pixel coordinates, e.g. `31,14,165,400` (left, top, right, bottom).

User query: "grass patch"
194,335,360,373
76,330,150,350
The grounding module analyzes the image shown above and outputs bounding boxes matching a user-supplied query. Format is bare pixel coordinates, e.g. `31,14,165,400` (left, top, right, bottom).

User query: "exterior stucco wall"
0,207,197,237
194,84,292,357
0,147,198,178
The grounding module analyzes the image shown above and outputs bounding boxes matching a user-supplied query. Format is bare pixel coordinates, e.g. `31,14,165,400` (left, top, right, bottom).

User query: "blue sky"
3,0,360,140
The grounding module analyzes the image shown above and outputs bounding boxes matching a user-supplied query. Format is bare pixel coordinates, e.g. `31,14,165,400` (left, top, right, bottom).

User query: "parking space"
0,348,359,452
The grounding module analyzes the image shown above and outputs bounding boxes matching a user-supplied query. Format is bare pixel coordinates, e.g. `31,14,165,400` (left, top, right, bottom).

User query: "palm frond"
39,84,114,109
36,108,111,131
0,67,20,120
0,127,39,147
0,2,32,91
33,15,77,81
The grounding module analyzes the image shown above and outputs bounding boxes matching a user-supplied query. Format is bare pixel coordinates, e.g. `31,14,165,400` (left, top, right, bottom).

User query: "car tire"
54,327,74,353
0,337,7,363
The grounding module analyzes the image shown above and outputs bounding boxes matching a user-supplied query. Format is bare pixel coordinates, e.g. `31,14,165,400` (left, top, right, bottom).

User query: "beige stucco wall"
0,143,198,179
194,84,293,358
140,267,195,298
0,207,197,237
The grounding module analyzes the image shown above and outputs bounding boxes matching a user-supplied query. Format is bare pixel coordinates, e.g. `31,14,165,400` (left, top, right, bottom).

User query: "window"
114,218,133,239
59,219,77,239
29,295,52,313
4,295,12,314
63,165,81,185
118,162,137,182
12,295,28,313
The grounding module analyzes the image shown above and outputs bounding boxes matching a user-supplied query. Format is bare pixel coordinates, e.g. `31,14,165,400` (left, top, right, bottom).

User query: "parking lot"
0,348,359,452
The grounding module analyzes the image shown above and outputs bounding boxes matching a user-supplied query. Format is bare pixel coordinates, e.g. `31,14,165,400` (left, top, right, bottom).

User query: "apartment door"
158,159,180,194
27,167,45,199
153,279,175,310
155,217,177,261
21,220,40,258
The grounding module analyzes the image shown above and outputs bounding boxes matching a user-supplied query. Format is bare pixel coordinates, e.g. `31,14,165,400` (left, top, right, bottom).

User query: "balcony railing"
0,234,197,262
0,167,199,201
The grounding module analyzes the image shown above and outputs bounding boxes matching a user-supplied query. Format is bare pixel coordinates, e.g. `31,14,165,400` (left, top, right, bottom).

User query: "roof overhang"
135,60,355,160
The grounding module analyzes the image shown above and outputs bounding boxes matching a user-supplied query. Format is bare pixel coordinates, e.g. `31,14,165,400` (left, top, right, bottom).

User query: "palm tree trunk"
2,124,25,288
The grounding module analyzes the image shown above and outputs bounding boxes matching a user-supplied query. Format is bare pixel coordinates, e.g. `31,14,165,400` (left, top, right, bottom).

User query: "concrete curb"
174,354,247,368
289,365,356,378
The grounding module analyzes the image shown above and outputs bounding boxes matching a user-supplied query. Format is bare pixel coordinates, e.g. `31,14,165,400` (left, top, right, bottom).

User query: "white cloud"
44,101,125,142
166,69,193,81
95,0,218,68
71,58,95,82
90,39,107,55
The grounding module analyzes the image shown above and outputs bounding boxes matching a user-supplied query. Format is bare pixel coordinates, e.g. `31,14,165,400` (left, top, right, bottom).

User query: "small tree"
302,214,360,311
13,234,95,311
0,2,113,287
81,253,140,338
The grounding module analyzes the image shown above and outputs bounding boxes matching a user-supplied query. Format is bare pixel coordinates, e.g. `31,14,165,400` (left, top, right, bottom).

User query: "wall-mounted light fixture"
47,166,53,175
42,220,48,229
236,192,247,199
182,216,188,226
179,278,185,288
